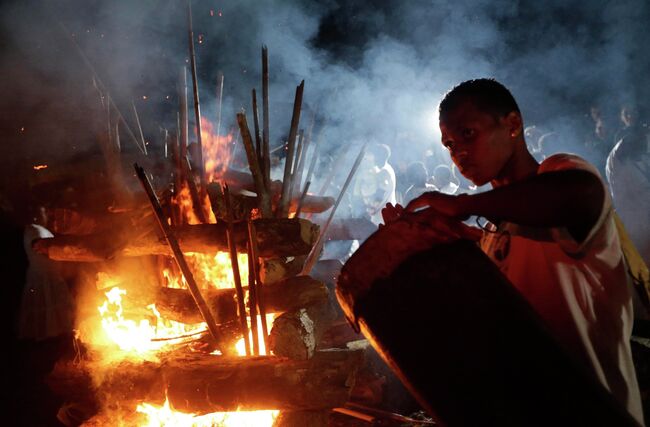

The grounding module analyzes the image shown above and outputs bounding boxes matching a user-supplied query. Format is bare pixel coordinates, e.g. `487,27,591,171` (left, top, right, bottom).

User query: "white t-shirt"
606,137,650,265
480,153,644,425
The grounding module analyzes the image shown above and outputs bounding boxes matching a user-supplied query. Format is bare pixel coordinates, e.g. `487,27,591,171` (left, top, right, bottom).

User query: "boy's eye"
442,139,454,150
462,128,475,138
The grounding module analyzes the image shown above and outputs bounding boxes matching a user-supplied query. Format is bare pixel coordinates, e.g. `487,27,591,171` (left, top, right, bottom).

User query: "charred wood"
35,219,319,261
155,275,328,325
48,349,365,414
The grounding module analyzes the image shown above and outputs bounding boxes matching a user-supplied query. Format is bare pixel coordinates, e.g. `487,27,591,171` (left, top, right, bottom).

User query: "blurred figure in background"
403,161,437,203
354,143,397,224
606,127,650,266
431,164,460,195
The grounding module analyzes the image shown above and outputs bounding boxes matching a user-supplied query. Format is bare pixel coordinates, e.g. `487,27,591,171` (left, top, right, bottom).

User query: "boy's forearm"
459,170,603,229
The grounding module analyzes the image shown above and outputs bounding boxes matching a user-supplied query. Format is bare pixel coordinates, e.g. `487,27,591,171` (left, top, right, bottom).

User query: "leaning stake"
134,163,232,354
223,184,252,356
301,144,367,275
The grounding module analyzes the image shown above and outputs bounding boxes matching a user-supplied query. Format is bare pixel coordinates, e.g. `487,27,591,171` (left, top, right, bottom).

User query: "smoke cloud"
1,0,648,208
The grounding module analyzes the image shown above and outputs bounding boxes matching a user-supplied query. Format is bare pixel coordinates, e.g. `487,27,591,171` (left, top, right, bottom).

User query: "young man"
388,78,644,424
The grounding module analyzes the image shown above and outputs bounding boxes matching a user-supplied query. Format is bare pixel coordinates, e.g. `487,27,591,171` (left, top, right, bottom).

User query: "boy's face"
439,101,516,186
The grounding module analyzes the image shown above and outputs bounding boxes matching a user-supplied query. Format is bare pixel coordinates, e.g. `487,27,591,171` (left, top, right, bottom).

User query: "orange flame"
137,398,279,427
92,286,206,358
33,164,48,170
201,117,232,183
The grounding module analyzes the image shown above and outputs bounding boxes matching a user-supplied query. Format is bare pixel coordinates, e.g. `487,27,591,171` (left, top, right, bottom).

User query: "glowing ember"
95,286,206,356
33,164,48,170
137,398,279,427
234,314,275,356
201,117,233,182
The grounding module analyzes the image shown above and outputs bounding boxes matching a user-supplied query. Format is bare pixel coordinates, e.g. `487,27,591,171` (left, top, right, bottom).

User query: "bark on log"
270,309,316,360
269,302,338,360
155,275,329,325
34,219,319,261
261,255,307,285
47,349,365,414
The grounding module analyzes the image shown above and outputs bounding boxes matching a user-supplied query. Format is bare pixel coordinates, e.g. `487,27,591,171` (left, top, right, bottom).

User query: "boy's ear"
505,111,523,138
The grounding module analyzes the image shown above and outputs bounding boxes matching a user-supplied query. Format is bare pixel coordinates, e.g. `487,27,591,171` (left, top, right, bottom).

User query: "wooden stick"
187,0,206,193
236,112,272,218
216,72,224,139
304,128,323,192
262,46,271,193
247,219,270,352
246,221,260,356
174,113,183,198
131,101,148,155
278,80,304,218
293,108,316,195
184,156,208,224
56,20,145,155
251,89,263,172
134,163,232,354
295,181,311,217
223,184,251,356
179,68,189,184
301,144,367,275
291,129,305,198
317,149,347,197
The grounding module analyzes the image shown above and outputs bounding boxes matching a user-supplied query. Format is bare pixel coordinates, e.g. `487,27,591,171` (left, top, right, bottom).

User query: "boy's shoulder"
539,153,601,178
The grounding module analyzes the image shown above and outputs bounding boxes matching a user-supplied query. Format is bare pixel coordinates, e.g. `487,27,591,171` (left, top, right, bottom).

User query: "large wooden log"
269,302,337,360
34,218,319,261
156,275,328,325
48,349,365,414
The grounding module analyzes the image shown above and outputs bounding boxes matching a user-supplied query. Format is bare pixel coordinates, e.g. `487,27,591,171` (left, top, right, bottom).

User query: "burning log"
261,255,307,284
218,168,334,214
48,349,365,414
270,309,315,360
154,275,328,325
35,218,319,261
269,303,337,360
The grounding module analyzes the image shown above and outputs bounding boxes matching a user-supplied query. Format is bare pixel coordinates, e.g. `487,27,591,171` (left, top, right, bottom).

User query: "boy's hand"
381,203,404,225
405,191,470,219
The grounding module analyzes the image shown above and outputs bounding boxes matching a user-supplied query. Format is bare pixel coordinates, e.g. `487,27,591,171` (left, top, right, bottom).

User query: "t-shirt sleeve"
538,153,613,257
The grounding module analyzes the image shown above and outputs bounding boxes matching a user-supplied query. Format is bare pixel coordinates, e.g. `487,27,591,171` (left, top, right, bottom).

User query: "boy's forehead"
440,101,492,126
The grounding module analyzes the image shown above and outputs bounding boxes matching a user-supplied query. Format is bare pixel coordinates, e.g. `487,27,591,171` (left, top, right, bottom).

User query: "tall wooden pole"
262,46,271,192
278,80,304,218
187,0,206,192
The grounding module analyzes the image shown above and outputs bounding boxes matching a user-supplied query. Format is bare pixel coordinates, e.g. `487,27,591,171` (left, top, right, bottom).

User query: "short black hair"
439,78,521,121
